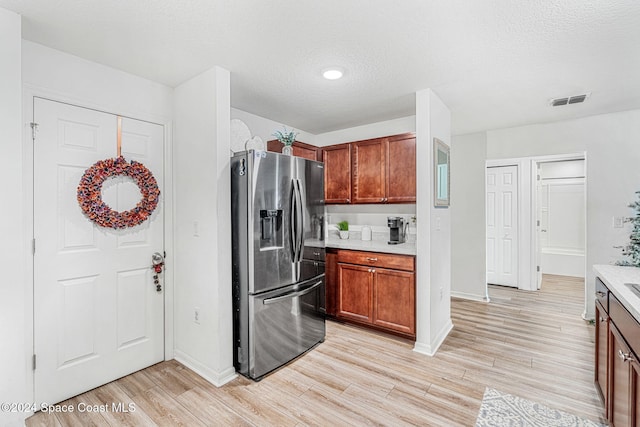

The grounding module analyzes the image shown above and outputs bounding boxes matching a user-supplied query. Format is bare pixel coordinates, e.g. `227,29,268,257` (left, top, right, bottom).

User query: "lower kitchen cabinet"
337,263,373,323
334,249,415,339
595,276,640,427
595,299,609,414
325,249,338,317
609,323,638,427
373,268,415,335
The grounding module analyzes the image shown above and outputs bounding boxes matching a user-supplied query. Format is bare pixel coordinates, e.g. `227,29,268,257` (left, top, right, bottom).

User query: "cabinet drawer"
610,293,640,358
596,277,609,313
337,250,414,272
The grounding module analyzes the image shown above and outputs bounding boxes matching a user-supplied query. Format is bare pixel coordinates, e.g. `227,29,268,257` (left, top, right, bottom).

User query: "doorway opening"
485,153,587,314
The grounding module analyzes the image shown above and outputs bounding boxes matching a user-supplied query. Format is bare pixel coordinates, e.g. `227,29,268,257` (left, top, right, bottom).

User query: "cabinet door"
337,263,372,323
386,134,416,203
323,144,352,204
292,143,319,161
610,322,632,427
325,251,338,317
352,138,386,203
373,268,415,336
595,300,609,413
267,140,319,161
632,358,640,427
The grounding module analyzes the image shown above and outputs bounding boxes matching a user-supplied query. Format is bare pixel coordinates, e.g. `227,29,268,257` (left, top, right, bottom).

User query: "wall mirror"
434,138,450,207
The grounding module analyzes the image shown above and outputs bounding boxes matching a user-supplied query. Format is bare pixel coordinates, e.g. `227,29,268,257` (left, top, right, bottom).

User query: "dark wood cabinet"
323,144,351,204
632,359,640,427
373,268,415,335
325,249,338,317
352,138,386,203
597,278,640,426
386,133,416,203
337,263,373,323
266,139,322,161
324,133,416,205
609,322,634,427
335,249,415,339
595,299,609,415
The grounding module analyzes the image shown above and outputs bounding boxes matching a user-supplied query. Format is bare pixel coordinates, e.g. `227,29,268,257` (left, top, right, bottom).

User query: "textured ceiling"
1,0,640,135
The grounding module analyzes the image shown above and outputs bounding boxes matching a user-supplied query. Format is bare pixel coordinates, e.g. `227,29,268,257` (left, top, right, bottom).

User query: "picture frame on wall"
434,138,450,207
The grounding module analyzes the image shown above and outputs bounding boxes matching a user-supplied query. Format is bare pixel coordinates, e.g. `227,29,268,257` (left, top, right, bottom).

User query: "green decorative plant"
617,190,640,267
337,220,349,231
272,126,299,147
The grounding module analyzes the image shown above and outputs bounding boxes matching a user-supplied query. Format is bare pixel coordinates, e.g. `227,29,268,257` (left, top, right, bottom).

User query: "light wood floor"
27,274,605,426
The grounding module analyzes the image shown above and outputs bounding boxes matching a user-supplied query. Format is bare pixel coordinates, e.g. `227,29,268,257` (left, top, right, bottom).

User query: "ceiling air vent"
550,93,590,107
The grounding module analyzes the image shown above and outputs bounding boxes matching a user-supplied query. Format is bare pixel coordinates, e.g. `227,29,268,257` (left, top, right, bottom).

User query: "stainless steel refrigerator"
231,150,326,380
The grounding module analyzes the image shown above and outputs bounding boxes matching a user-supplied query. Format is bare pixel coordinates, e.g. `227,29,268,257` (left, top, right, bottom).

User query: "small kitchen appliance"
387,216,407,245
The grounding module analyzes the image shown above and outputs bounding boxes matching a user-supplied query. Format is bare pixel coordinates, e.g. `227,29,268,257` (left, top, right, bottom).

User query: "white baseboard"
174,350,237,387
413,319,454,356
451,291,488,302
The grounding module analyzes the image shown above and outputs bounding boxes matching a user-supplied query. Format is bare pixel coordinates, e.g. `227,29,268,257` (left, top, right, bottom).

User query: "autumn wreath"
77,156,160,229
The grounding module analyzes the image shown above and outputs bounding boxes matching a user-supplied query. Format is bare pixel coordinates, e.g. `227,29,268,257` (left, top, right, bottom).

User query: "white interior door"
33,98,165,405
536,164,544,289
486,165,518,287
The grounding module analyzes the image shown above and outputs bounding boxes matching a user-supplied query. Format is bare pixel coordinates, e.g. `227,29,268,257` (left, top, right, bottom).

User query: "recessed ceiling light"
323,68,344,80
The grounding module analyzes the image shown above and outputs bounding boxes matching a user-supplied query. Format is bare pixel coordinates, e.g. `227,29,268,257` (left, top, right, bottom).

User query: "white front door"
486,165,518,287
33,98,165,405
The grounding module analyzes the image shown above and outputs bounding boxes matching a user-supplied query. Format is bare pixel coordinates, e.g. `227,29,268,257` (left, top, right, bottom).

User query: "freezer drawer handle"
262,280,323,305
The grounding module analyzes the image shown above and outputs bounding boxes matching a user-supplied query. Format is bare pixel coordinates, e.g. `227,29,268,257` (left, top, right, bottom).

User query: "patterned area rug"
475,388,606,427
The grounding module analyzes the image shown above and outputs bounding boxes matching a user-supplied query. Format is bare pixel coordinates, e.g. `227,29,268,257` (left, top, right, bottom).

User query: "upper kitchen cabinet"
350,133,416,204
386,133,416,203
266,140,322,161
352,138,387,203
323,143,352,204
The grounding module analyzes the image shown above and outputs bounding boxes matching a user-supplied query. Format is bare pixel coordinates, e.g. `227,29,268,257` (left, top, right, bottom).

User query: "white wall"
414,89,452,356
174,67,235,386
0,8,26,427
486,109,640,318
315,116,416,146
23,41,173,123
231,108,315,146
326,204,415,229
450,132,488,301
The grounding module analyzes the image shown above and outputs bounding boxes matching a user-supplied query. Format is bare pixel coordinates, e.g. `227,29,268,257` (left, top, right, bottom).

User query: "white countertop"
326,233,416,256
593,264,640,323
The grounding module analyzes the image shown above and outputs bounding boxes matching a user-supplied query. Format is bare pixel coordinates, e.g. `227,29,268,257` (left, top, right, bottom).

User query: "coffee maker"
387,216,407,245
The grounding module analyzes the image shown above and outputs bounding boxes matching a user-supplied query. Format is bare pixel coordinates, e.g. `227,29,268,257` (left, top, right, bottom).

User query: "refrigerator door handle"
289,181,298,260
294,179,304,262
262,280,323,305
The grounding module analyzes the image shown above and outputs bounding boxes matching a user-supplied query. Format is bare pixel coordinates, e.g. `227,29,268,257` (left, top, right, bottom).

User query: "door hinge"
537,265,541,272
32,354,36,370
30,122,39,141
537,174,541,181
163,251,166,259
537,220,540,227
32,238,36,255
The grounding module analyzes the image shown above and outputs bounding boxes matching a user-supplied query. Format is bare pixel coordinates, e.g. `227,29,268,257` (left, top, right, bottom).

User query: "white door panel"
486,165,518,287
34,98,164,405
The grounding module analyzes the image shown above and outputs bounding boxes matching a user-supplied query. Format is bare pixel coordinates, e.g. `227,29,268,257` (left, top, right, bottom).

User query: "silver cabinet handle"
599,316,605,323
596,291,606,298
366,257,378,262
618,349,635,363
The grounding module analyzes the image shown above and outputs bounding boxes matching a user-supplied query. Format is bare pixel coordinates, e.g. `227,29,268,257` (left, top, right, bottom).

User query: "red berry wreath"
77,156,160,229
